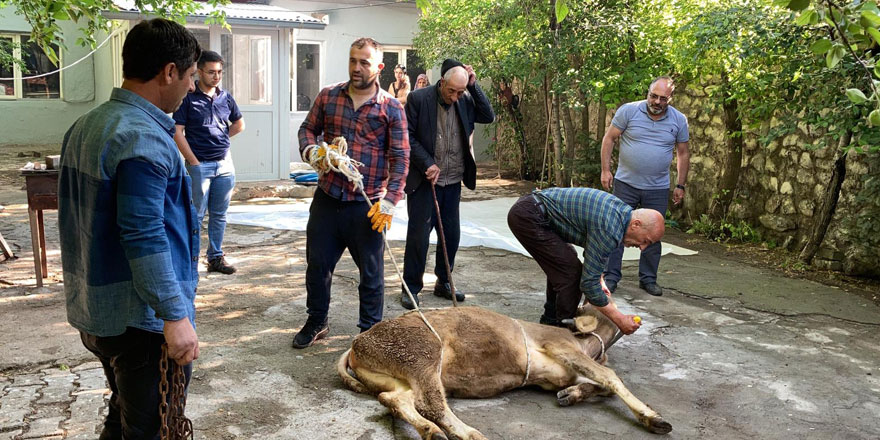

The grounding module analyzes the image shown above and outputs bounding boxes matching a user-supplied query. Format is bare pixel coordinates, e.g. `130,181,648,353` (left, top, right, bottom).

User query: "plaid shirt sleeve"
298,87,327,154
382,98,409,204
579,231,618,307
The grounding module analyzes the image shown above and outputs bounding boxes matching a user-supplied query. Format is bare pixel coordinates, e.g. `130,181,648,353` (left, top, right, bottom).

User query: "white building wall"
276,1,420,162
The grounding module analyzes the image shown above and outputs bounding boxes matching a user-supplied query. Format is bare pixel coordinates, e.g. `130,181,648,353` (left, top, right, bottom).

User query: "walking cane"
430,182,459,307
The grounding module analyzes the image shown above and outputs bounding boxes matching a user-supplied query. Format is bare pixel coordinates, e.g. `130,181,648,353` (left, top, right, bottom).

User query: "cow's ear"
574,315,598,333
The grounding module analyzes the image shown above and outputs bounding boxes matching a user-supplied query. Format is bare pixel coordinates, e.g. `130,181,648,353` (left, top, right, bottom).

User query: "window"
294,42,320,112
221,33,272,105
0,34,61,100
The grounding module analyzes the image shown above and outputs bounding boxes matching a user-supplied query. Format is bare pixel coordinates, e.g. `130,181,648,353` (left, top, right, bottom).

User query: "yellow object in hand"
367,199,394,233
307,142,342,174
633,316,642,324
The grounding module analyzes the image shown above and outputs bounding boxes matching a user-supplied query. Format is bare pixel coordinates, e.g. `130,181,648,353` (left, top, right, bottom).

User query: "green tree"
778,0,880,264
414,0,672,184
672,0,808,216
0,0,228,67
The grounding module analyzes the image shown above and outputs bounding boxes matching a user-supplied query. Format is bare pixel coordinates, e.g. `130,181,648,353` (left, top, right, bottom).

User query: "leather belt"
531,194,547,218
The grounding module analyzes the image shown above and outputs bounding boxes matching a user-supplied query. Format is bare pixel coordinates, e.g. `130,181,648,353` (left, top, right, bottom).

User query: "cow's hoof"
647,417,672,435
556,390,576,407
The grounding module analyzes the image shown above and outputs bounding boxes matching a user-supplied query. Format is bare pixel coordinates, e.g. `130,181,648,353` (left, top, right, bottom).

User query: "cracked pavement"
2,189,879,438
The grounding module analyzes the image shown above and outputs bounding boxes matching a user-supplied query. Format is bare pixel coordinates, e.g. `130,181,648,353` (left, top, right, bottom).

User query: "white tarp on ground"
227,197,697,260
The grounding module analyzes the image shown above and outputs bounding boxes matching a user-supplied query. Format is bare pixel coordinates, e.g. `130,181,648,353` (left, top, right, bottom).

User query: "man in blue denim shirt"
173,50,245,275
58,19,201,439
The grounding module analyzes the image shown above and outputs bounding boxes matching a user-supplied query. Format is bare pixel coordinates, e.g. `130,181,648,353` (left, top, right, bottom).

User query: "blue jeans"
186,153,235,260
80,328,192,440
604,179,669,284
403,182,462,294
305,189,385,331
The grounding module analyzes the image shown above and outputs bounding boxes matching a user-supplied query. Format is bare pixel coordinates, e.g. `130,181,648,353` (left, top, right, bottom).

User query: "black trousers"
80,327,192,440
507,194,584,320
305,188,385,330
402,182,462,295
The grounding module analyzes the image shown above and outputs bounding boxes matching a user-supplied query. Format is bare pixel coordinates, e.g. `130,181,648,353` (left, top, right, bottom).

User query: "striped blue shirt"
534,188,632,307
59,88,200,337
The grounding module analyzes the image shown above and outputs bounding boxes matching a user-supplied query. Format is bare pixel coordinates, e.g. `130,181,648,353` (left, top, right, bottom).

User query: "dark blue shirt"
172,81,242,161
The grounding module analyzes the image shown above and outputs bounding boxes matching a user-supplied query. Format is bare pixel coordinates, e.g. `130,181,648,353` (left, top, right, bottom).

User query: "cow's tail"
337,348,372,395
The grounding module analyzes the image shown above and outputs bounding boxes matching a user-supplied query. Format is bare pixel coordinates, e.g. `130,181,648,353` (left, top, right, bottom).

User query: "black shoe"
400,289,419,310
539,315,568,328
433,282,465,302
605,279,618,294
207,256,236,274
292,318,329,349
639,281,663,296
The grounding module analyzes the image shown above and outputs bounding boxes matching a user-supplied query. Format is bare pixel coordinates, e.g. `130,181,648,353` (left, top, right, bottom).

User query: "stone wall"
671,82,879,277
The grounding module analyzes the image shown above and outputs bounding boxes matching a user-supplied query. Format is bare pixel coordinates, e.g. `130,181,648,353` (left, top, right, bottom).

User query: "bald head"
439,66,469,105
623,209,665,251
443,66,468,83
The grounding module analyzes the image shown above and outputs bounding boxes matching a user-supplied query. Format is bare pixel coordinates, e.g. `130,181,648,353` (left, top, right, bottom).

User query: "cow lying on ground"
337,306,671,439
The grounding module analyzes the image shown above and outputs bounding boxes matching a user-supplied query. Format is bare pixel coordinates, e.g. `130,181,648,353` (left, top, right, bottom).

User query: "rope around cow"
308,138,619,384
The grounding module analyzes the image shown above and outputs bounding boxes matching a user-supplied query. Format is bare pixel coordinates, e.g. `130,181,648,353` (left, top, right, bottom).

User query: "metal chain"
160,344,194,440
159,347,170,440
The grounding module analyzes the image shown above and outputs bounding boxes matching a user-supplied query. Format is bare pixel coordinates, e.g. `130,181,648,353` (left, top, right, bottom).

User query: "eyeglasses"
648,93,670,103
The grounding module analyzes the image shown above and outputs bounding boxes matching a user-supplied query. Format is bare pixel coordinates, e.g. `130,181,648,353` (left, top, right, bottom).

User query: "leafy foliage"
0,0,228,67
782,0,880,145
687,214,764,243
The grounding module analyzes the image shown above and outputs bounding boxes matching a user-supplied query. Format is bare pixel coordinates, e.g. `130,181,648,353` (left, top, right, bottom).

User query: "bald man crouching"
508,187,665,334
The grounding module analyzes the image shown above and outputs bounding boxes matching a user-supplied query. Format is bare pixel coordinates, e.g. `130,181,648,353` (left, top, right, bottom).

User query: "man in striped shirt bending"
508,187,664,334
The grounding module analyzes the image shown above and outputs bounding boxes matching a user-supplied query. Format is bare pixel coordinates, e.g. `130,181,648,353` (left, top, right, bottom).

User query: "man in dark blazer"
401,59,495,309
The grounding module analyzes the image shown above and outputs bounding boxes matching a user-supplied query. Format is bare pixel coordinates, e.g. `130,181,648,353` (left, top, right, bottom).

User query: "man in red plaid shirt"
292,37,410,349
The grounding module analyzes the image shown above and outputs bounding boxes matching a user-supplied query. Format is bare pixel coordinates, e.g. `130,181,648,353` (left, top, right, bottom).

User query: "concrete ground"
1,171,879,439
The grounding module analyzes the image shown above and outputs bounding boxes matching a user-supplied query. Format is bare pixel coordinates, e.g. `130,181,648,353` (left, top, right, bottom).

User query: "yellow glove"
367,199,395,233
306,142,341,174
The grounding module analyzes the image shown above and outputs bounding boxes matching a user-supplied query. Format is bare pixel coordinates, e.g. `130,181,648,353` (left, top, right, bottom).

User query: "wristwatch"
675,184,686,190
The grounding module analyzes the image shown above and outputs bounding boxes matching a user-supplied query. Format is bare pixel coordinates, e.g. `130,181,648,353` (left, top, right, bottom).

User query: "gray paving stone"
10,375,42,387
36,374,76,404
75,370,107,391
19,415,63,439
0,429,23,440
71,362,102,373
66,434,100,440
29,404,66,420
67,393,104,423
0,386,39,428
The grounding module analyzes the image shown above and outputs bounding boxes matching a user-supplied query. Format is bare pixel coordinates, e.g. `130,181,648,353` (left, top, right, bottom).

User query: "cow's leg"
556,382,613,406
545,343,672,434
378,389,448,440
410,379,487,440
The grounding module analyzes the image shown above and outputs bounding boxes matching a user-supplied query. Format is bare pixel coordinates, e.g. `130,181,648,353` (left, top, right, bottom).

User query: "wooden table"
22,170,58,287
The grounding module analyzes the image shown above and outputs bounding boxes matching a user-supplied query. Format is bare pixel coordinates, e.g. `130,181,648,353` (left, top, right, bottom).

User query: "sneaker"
433,282,465,302
207,256,236,274
292,318,329,349
639,281,663,296
400,289,419,310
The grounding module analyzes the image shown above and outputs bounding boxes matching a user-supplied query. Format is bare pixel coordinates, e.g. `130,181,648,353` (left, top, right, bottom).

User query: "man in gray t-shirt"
600,76,690,297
